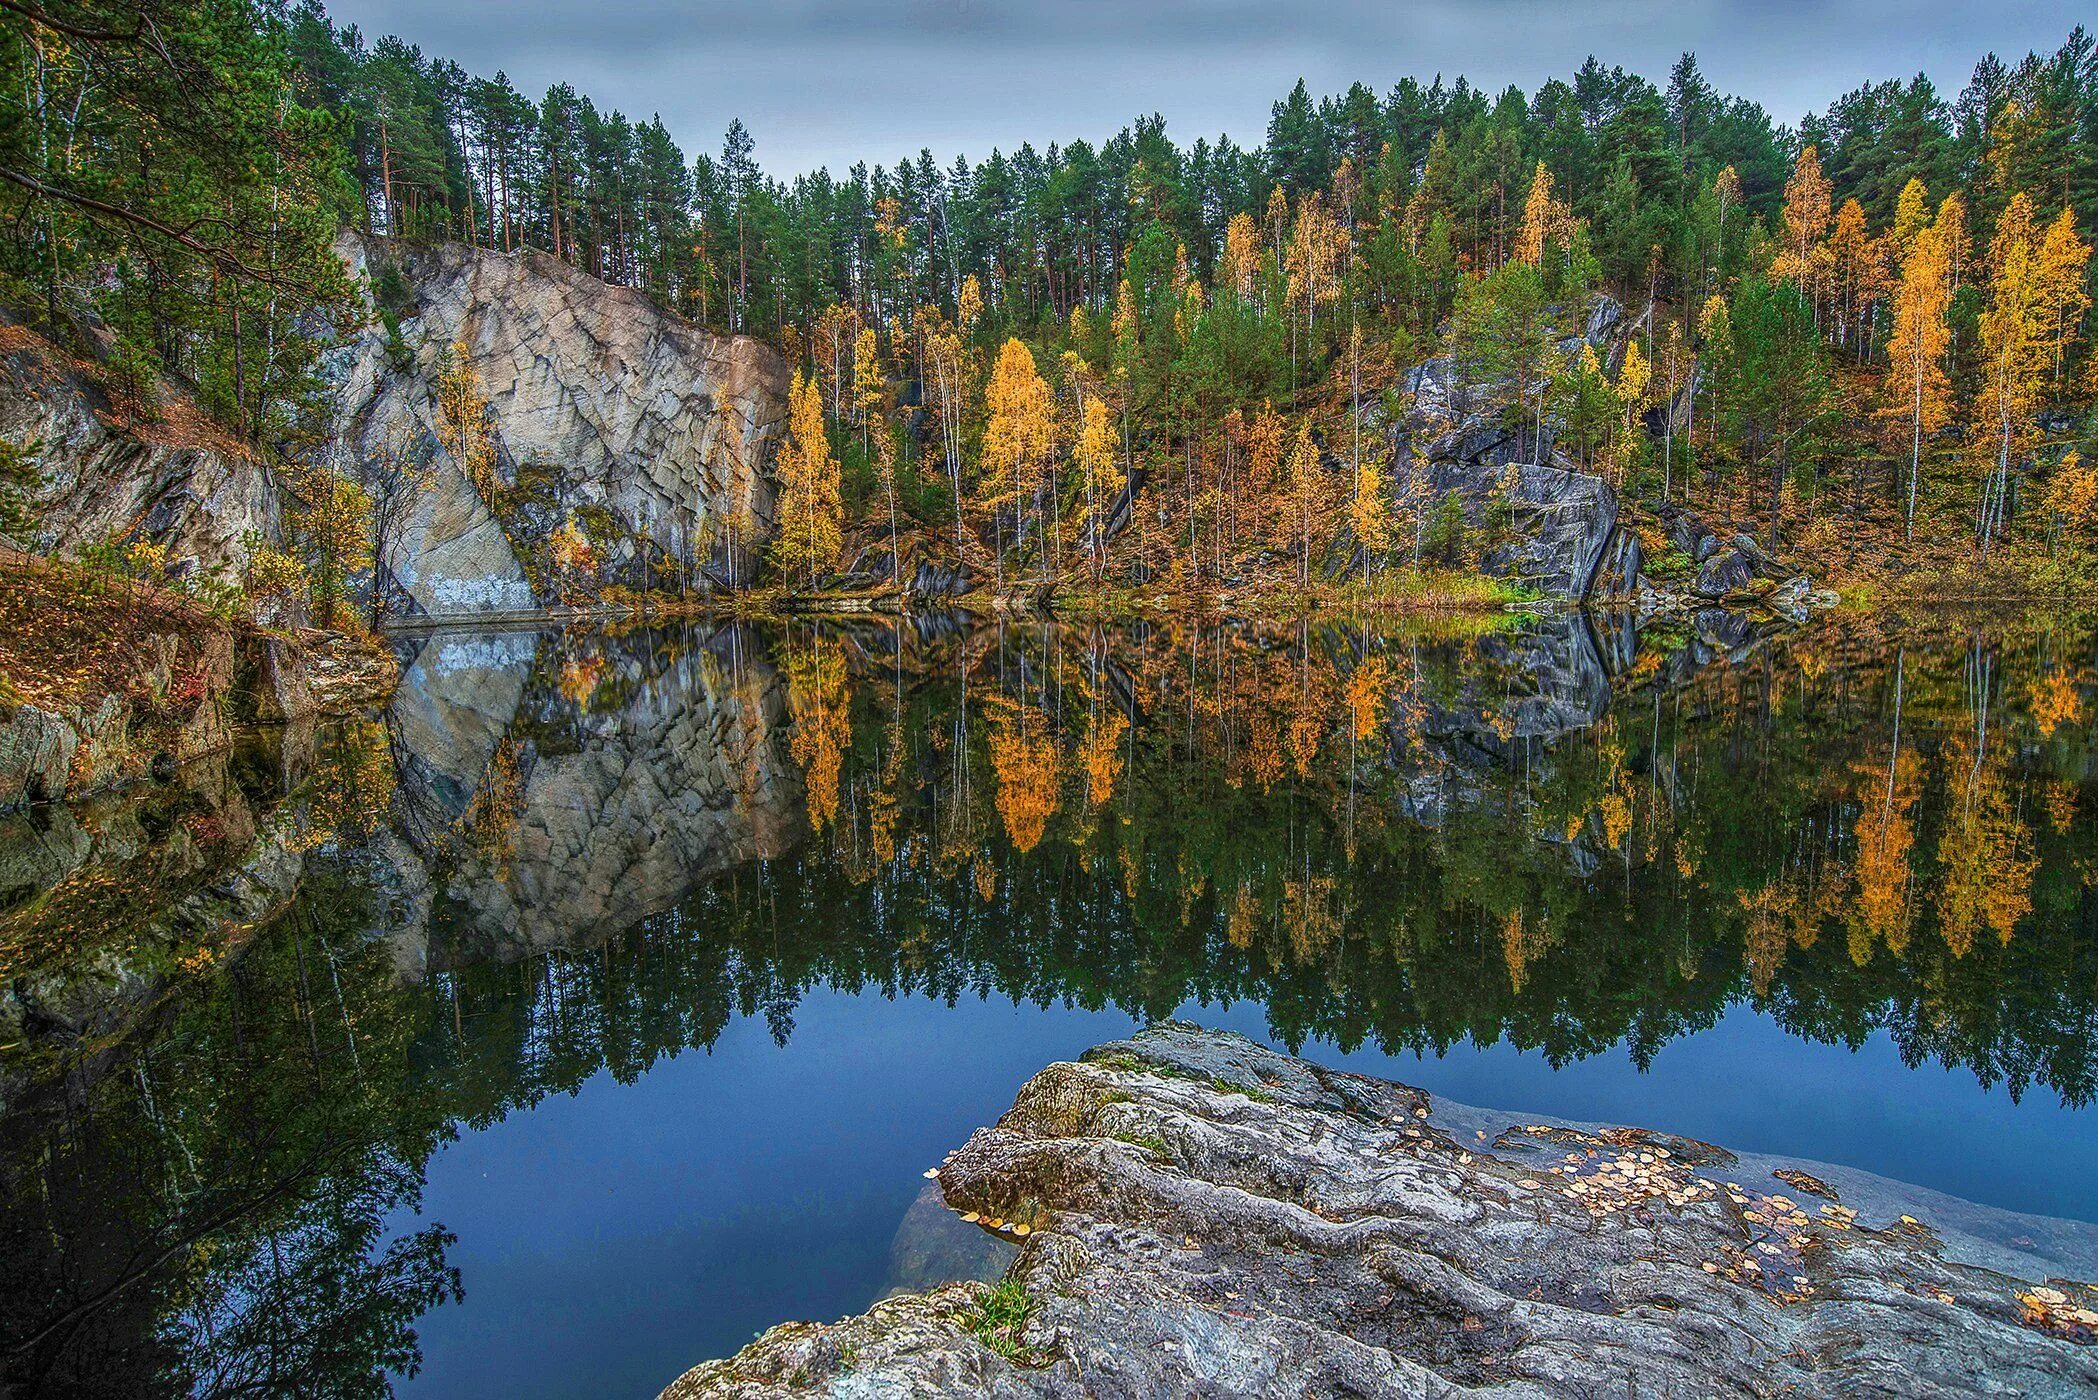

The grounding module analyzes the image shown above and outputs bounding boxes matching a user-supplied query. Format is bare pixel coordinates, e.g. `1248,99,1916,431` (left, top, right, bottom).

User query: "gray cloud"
326,0,2088,174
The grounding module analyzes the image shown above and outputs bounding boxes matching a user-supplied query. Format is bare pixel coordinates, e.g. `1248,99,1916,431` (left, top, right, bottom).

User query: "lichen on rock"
662,1024,2098,1398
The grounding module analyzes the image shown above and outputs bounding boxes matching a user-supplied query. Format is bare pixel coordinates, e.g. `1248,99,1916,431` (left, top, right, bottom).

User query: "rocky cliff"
666,1024,2098,1399
0,320,276,581
322,235,789,617
1382,297,1832,616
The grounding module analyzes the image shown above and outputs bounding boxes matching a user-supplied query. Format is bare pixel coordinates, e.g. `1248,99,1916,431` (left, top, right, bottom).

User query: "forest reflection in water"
1,606,2094,1397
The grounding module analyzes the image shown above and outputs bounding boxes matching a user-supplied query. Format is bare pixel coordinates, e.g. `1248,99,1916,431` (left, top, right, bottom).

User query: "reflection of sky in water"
394,987,2098,1399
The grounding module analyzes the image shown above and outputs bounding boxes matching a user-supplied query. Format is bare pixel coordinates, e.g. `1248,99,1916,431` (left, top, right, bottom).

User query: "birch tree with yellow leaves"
1774,146,1833,328
1883,216,1954,537
1073,395,1122,579
980,337,1055,585
770,370,842,586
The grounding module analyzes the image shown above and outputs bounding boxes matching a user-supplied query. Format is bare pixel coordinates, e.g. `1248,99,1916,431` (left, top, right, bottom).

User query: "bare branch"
0,165,292,287
0,0,142,44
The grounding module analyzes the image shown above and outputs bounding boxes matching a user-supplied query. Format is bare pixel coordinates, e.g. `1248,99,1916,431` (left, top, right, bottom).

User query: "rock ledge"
664,1024,2097,1398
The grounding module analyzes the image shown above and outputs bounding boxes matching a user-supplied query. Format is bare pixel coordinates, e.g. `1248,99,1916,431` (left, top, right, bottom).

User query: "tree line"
2,2,2095,598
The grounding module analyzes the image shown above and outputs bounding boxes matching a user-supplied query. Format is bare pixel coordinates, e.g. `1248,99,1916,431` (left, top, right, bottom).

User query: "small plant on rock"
964,1278,1038,1363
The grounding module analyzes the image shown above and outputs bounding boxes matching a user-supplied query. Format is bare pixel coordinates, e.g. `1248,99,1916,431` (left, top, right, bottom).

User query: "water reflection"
1,608,2093,1395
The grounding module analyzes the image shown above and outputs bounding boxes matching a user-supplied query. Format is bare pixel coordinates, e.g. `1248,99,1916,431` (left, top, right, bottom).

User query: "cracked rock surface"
324,233,788,615
662,1023,2098,1398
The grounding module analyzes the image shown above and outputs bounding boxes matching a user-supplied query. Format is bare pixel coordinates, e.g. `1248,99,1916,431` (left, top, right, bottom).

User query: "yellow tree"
2035,208,2093,398
1611,338,1651,486
1513,161,1571,266
1882,219,1954,537
852,325,884,440
1221,211,1262,302
1285,192,1344,352
1827,198,1883,355
435,342,499,507
1973,193,2047,555
287,466,373,628
771,370,843,586
980,337,1055,584
2043,449,2097,558
1775,145,1833,323
1285,420,1326,585
1890,177,1931,252
1349,458,1392,581
1239,402,1285,568
1692,293,1731,464
1072,395,1122,578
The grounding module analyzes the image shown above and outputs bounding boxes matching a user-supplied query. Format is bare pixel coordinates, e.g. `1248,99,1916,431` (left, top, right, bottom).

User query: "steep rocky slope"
1379,296,1823,613
0,320,277,581
0,551,317,812
322,235,789,617
666,1024,2098,1398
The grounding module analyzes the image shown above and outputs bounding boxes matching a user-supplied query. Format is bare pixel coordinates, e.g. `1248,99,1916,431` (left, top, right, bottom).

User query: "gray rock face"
323,235,789,617
1384,297,1637,601
666,1025,2098,1399
1587,523,1641,601
0,706,75,810
1,321,276,581
1422,461,1622,599
1693,532,1797,600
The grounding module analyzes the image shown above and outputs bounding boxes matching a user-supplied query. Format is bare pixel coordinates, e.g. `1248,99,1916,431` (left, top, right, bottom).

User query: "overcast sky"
324,1,2088,176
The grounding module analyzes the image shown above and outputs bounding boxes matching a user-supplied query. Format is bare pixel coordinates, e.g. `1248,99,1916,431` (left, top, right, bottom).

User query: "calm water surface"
3,609,2095,1398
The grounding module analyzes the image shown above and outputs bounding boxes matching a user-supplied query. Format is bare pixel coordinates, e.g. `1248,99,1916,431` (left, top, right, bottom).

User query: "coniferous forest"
2,0,2096,605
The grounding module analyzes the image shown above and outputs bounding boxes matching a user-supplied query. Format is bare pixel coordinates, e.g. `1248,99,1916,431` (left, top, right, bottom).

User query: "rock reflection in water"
379,624,800,972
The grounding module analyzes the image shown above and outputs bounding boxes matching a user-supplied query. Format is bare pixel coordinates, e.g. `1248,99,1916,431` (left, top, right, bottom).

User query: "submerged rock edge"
661,1023,2098,1399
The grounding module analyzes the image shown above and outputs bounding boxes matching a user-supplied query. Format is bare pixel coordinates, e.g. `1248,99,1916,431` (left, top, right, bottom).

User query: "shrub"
1423,489,1469,564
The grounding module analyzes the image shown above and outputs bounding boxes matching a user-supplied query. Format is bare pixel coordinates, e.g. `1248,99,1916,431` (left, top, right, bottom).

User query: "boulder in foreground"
664,1023,2098,1398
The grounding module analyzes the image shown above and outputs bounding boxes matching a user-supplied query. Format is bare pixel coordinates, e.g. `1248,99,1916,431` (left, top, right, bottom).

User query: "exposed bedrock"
322,234,789,617
665,1024,2098,1399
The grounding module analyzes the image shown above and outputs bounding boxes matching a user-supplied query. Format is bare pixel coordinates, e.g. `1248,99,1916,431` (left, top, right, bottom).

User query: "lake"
2,607,2094,1398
